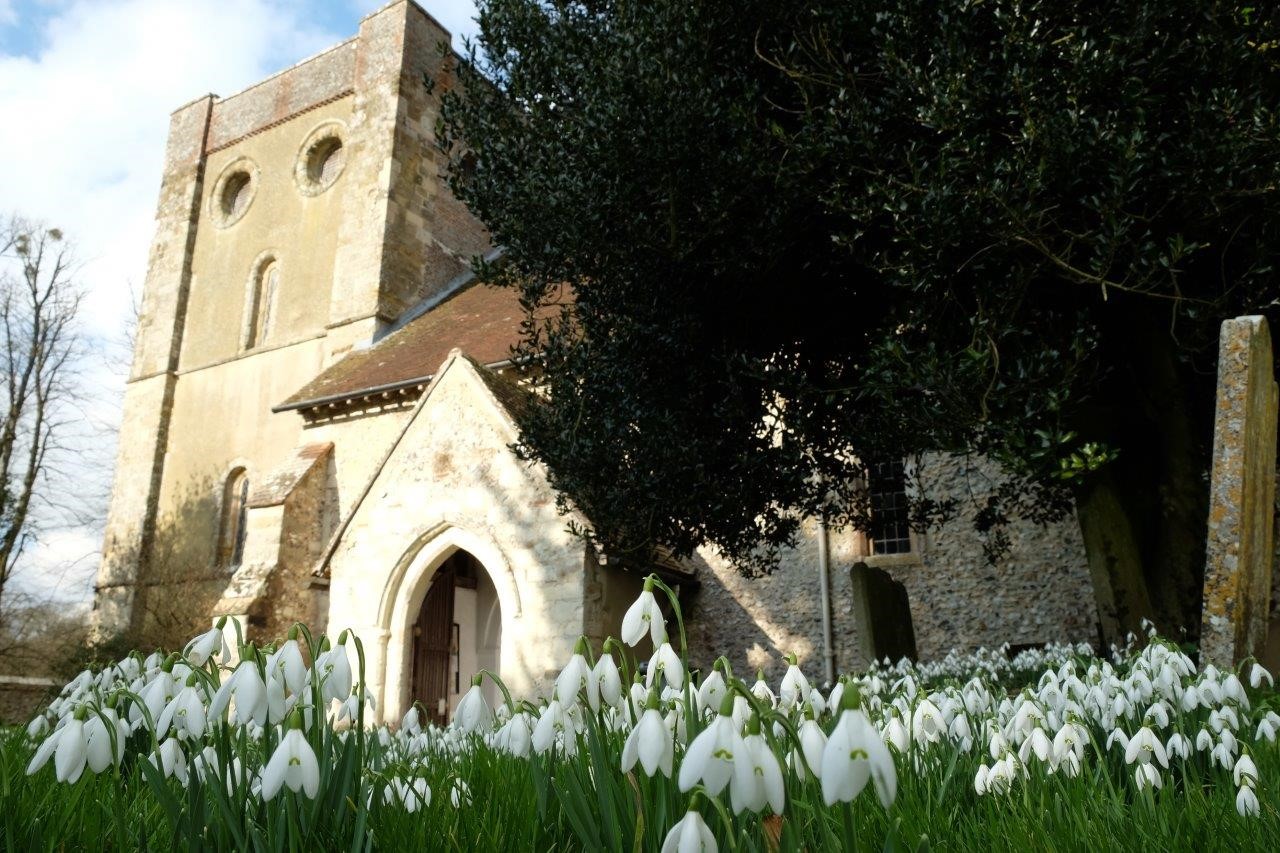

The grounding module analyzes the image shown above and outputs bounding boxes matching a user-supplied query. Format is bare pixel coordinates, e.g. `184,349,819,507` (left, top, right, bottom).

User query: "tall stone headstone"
850,562,918,663
1200,316,1278,668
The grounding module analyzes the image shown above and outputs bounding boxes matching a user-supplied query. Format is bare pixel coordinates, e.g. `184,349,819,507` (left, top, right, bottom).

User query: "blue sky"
0,1,479,605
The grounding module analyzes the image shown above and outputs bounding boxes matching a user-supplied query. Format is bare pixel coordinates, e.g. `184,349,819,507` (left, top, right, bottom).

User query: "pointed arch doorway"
409,549,502,725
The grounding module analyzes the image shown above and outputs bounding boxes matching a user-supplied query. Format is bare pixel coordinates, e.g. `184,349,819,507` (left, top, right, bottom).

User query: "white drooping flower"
157,677,208,740
678,710,741,795
660,809,717,853
210,661,268,728
821,691,897,809
454,678,495,733
1237,784,1261,817
184,624,230,667
401,706,423,736
1248,662,1273,689
451,778,472,808
1233,753,1259,789
384,778,431,812
792,715,827,782
149,738,189,785
556,649,593,709
261,725,320,800
912,699,945,745
53,717,89,783
621,585,667,648
623,703,674,778
779,657,810,711
647,643,685,691
314,643,353,704
729,726,785,815
494,712,534,758
268,639,308,698
84,708,128,773
697,671,728,716
26,715,49,739
1134,763,1162,790
594,654,623,709
1124,726,1168,768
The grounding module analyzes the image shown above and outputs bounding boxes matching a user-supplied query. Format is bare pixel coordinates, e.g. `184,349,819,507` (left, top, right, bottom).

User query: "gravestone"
1200,316,1278,668
850,561,918,663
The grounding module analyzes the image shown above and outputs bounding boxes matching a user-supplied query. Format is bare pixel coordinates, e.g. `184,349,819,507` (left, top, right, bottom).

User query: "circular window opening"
221,171,253,219
308,137,345,186
296,124,348,196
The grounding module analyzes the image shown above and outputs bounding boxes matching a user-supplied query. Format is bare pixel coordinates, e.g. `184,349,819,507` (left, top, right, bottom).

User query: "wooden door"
411,562,455,727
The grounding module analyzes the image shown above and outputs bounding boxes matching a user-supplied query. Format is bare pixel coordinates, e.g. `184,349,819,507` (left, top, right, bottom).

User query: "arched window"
218,468,250,568
246,259,279,349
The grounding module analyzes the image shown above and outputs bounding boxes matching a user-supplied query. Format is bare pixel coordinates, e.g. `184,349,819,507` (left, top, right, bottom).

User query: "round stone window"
210,158,259,228
296,122,348,196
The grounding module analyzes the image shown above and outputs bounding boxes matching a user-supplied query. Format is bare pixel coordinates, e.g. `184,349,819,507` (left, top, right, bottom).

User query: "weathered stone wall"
687,454,1098,682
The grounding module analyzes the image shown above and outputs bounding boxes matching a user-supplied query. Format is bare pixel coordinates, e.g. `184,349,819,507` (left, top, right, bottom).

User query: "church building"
92,1,1101,724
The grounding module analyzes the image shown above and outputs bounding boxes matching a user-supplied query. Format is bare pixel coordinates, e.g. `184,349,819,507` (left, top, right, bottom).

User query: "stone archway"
378,524,520,724
406,550,502,725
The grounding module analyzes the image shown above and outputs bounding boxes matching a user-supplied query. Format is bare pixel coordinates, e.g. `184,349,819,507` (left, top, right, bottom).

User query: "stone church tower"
95,1,1105,721
94,2,491,643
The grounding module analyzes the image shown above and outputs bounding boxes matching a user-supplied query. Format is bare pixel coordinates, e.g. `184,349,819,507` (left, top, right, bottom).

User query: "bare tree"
0,216,85,623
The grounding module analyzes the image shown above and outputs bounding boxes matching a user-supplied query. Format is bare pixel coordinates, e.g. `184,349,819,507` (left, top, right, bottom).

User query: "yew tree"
440,0,1280,642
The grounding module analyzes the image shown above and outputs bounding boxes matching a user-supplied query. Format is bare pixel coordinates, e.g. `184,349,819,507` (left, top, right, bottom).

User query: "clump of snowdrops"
10,576,1280,851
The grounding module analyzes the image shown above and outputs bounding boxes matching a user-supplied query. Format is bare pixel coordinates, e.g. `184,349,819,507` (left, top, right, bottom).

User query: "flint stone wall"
686,454,1098,682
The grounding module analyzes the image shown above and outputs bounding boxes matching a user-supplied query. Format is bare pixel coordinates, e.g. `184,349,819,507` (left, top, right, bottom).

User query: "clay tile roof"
277,281,528,410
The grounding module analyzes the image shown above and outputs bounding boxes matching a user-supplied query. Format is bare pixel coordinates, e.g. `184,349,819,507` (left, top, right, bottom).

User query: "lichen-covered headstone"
1200,316,1278,668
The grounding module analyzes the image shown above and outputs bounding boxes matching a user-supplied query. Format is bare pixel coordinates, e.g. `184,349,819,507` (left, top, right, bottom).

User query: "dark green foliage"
440,2,1280,602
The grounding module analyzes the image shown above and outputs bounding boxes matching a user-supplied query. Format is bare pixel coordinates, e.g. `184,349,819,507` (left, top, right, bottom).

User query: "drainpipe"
816,515,837,687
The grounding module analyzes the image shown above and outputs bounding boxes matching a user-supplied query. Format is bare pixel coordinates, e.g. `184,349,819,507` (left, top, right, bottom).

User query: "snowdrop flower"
883,716,910,754
184,621,230,667
53,716,89,783
1195,728,1214,752
1237,784,1261,817
401,706,422,736
267,639,308,698
679,705,741,795
454,677,495,733
697,670,728,716
779,654,810,711
750,672,776,706
1256,717,1277,743
1124,726,1168,768
729,719,785,815
661,809,717,853
791,712,827,781
1248,662,1273,689
149,738,189,785
494,713,533,758
157,676,207,740
623,695,674,778
210,660,268,727
1134,763,1162,790
1233,752,1259,789
974,763,991,796
648,643,685,691
911,699,945,745
1165,732,1192,761
621,581,667,647
84,708,128,773
594,654,623,709
1019,727,1052,764
384,778,431,812
314,642,353,704
555,643,593,709
450,778,472,808
1210,741,1236,770
821,686,897,808
261,716,320,800
25,715,49,739
532,699,572,755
